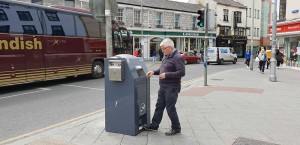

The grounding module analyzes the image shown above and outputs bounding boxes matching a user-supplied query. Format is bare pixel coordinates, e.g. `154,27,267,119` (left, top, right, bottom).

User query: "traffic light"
197,10,205,27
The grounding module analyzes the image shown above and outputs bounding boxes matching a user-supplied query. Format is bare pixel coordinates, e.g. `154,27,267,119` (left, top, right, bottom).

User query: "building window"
234,27,245,36
134,10,141,25
248,8,251,18
45,11,59,21
17,11,33,21
192,16,197,28
279,0,286,21
247,29,250,36
0,9,8,20
116,8,123,22
253,27,256,37
257,28,259,37
65,0,75,7
257,10,260,19
175,14,180,28
235,11,242,23
219,26,231,36
51,25,65,36
223,9,228,21
156,12,162,26
0,25,9,33
32,0,42,4
254,9,256,18
22,25,37,34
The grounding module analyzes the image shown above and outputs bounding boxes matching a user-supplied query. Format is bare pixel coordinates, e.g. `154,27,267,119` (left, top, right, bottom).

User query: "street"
0,60,245,141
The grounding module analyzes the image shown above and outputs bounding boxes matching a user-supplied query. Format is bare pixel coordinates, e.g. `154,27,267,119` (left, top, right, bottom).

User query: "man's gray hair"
160,38,174,48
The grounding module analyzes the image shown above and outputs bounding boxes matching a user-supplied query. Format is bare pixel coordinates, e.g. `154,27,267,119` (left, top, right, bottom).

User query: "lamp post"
269,0,278,82
249,0,254,71
141,0,144,60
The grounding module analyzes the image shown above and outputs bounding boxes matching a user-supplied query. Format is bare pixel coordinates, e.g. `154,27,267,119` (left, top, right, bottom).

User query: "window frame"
219,26,231,36
174,14,180,28
0,25,10,33
248,8,251,18
51,25,65,36
17,11,33,21
133,9,141,25
236,11,242,23
156,11,163,25
116,8,124,22
192,16,197,28
22,25,37,35
45,11,60,21
257,10,260,19
0,9,8,21
223,9,229,22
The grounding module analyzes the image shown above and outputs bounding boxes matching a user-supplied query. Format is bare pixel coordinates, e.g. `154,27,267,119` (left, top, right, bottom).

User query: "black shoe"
143,124,158,131
165,129,181,136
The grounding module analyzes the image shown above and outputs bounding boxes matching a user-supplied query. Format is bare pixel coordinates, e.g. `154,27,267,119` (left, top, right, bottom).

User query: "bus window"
43,10,75,36
0,9,8,20
45,11,59,21
0,25,9,33
79,16,101,38
22,25,37,35
51,25,65,36
17,11,33,21
74,15,87,37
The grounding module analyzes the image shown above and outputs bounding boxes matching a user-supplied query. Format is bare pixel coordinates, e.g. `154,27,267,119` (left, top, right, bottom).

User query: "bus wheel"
92,61,104,79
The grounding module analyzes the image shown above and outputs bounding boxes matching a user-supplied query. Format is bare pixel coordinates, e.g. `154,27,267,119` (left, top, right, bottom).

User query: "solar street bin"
104,54,150,136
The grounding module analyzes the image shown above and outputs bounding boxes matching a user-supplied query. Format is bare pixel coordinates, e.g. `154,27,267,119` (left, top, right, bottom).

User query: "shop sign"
268,21,300,34
183,33,199,36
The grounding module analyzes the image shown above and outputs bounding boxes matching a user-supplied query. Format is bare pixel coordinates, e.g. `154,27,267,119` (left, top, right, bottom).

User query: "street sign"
89,0,118,21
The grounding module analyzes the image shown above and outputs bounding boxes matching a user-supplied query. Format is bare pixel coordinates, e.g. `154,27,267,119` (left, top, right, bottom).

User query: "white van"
207,47,237,65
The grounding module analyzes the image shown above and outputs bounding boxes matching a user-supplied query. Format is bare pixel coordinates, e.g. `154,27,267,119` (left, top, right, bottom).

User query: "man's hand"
159,73,166,79
146,71,154,77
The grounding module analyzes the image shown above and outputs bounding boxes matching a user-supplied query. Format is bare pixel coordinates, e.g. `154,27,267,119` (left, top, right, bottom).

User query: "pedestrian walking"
265,48,272,69
152,51,157,62
256,47,262,68
133,49,139,57
193,48,197,56
144,38,185,136
244,49,251,68
275,49,284,69
258,49,267,74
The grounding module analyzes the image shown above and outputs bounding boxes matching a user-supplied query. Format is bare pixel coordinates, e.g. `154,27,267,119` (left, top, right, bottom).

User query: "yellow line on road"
0,109,105,145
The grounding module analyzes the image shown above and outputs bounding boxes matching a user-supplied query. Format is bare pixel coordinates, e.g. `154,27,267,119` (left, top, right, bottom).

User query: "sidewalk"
2,65,300,145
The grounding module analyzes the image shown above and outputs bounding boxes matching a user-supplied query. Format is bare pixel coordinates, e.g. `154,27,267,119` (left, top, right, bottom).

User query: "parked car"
180,52,201,65
207,47,237,65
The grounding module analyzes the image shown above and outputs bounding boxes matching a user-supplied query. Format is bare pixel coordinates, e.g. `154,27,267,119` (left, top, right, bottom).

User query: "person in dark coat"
275,49,284,68
159,48,163,61
144,38,185,136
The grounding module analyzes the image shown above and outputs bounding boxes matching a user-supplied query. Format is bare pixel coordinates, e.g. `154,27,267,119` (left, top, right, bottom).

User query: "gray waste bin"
104,54,150,136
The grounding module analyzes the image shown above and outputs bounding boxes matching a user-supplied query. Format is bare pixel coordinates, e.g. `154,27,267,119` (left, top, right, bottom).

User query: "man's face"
161,45,172,55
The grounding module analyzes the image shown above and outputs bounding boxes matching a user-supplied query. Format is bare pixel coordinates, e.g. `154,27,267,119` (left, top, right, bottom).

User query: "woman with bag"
258,49,267,74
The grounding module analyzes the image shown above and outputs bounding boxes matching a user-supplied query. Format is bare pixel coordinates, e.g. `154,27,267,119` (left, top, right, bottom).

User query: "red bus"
0,0,132,86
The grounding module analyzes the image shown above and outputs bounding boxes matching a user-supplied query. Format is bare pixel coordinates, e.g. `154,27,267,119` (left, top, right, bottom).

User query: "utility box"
105,54,150,136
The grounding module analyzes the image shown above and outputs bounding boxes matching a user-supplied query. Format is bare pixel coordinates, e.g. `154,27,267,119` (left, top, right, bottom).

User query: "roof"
116,0,202,13
213,0,246,9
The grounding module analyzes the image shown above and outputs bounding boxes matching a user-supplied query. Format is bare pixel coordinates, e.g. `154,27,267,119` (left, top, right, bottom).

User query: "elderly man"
144,38,185,136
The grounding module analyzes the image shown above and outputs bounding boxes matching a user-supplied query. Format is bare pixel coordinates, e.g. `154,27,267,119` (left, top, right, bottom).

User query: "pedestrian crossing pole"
204,2,208,86
269,0,277,82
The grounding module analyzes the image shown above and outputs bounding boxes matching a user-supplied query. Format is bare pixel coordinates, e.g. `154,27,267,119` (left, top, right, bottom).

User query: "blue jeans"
151,86,181,131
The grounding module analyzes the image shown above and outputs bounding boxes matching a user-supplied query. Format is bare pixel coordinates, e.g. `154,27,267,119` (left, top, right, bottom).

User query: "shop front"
216,35,247,58
129,30,216,61
268,21,300,68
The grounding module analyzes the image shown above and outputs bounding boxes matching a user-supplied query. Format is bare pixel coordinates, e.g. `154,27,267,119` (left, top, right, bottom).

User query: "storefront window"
287,39,300,67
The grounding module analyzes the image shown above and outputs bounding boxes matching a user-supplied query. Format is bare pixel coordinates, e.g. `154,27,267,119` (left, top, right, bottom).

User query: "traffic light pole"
204,2,208,86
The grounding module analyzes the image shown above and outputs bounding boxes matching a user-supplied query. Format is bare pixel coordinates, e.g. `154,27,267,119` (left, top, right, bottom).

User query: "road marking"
0,88,50,100
0,109,105,145
62,84,104,91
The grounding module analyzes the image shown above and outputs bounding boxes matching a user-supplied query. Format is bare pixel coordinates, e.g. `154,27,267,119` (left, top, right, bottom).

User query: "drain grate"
232,137,279,145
